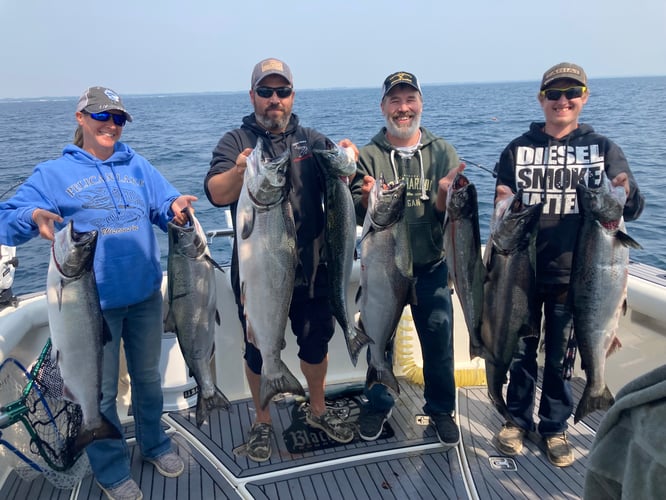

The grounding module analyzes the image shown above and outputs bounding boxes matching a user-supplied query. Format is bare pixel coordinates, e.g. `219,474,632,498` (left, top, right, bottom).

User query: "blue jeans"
86,290,172,488
505,284,574,436
365,259,456,415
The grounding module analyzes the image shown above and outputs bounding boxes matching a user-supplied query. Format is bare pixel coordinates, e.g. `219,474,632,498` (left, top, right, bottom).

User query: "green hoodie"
350,126,459,267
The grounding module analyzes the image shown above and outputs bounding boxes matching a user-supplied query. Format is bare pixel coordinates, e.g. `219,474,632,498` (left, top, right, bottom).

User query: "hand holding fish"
436,162,466,212
235,147,253,177
31,208,63,241
359,175,376,209
336,138,358,183
170,195,198,225
494,184,514,205
611,172,630,197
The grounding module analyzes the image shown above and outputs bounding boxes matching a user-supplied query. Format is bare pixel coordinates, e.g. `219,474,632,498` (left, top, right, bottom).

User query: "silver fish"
571,178,641,423
443,172,486,359
166,207,230,427
46,221,120,454
237,140,304,409
481,192,542,419
356,176,413,396
314,140,372,366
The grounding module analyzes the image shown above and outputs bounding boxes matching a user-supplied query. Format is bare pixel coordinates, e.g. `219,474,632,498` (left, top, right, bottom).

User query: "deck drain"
488,456,518,471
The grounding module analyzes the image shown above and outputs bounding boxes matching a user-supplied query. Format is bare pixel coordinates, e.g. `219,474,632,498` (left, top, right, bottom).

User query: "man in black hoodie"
493,62,644,467
204,58,357,462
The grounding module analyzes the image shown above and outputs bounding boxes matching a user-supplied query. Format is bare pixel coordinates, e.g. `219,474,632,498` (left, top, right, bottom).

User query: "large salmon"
236,140,304,409
571,178,641,423
443,172,486,359
46,221,120,454
356,177,413,396
482,193,542,419
314,140,372,366
166,207,231,427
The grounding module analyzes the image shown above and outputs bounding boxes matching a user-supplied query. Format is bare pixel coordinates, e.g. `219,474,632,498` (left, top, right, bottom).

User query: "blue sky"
1,0,664,98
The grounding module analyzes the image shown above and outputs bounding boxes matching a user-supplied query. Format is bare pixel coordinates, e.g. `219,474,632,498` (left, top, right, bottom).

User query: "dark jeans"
506,283,575,436
365,259,456,415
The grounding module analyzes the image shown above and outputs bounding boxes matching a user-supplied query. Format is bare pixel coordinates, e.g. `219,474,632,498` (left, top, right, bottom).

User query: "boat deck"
1,375,605,500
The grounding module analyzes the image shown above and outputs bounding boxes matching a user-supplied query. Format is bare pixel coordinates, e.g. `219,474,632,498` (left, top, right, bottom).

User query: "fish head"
313,138,356,178
368,176,407,229
576,178,626,227
245,141,290,207
492,192,542,252
51,220,98,278
168,208,208,259
446,173,477,218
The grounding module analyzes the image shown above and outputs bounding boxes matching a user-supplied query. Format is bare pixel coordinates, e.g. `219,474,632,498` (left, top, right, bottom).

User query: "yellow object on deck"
394,307,487,388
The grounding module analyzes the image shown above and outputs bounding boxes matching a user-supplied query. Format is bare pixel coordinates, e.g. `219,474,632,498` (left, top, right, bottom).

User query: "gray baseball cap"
250,58,293,88
540,62,588,90
76,86,133,122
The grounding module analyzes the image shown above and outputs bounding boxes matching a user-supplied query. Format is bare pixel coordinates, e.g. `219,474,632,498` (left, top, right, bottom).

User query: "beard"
384,112,421,140
256,105,291,132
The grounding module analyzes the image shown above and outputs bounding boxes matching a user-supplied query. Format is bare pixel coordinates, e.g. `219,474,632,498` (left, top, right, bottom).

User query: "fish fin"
164,308,176,334
346,325,374,367
354,285,362,306
101,318,112,345
240,208,256,240
615,230,642,249
195,386,232,427
574,385,614,423
366,365,400,397
205,254,225,273
259,362,305,410
215,309,221,326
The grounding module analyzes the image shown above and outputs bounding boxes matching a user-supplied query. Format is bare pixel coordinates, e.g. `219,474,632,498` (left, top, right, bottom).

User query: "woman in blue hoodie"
0,86,196,500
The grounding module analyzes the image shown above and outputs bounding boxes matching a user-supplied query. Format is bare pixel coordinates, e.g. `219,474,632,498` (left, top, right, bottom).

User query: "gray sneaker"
305,407,354,444
545,433,574,467
246,422,273,462
146,451,184,478
97,478,143,500
496,422,526,455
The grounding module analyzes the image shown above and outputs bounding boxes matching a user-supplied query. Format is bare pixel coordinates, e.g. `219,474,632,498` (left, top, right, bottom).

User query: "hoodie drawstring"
95,162,129,215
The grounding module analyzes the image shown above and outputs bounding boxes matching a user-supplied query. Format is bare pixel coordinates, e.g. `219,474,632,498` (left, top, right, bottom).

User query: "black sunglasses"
254,86,293,99
86,111,127,127
540,86,586,101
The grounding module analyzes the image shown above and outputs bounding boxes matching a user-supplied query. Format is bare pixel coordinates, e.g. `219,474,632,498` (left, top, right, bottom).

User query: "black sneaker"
358,405,392,441
430,413,460,447
246,422,273,462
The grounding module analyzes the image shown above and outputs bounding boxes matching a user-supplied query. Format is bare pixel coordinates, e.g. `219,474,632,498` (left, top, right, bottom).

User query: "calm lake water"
1,76,664,295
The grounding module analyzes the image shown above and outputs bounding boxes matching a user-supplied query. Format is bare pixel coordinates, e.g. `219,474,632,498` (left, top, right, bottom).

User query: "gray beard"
256,112,290,133
385,114,421,140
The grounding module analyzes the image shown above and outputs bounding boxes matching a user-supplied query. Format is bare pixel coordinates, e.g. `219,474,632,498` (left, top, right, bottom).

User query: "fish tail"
366,365,400,397
346,325,374,367
484,362,510,420
195,386,232,428
72,415,122,457
574,385,615,423
259,362,305,410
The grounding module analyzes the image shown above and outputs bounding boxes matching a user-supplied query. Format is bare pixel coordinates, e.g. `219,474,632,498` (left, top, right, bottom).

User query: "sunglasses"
540,86,587,101
87,111,127,127
254,86,293,99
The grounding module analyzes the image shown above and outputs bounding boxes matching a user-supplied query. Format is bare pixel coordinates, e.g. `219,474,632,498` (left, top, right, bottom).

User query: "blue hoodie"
0,142,180,309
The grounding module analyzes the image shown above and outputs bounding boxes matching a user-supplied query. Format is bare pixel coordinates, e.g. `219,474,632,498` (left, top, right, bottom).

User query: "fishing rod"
0,178,26,200
460,158,497,178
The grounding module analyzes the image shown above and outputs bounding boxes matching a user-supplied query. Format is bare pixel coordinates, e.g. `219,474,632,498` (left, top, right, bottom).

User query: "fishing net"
0,339,91,489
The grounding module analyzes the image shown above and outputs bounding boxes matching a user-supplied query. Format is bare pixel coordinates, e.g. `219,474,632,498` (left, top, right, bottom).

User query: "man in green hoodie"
350,71,462,447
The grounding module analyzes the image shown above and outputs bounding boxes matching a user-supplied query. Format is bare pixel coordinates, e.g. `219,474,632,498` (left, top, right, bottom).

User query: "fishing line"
0,178,26,200
460,158,497,178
